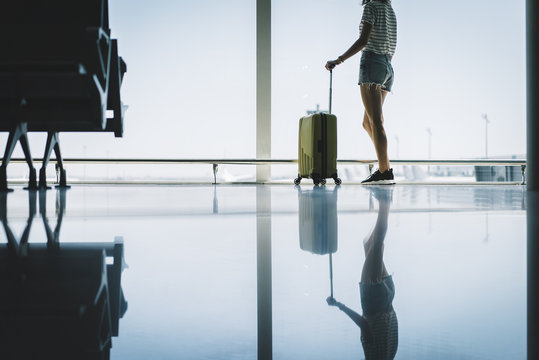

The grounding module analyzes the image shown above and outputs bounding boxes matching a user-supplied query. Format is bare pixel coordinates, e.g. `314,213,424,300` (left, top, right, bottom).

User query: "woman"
326,0,397,184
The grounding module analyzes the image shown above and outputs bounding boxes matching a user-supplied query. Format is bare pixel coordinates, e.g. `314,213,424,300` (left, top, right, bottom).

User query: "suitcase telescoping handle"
329,70,333,114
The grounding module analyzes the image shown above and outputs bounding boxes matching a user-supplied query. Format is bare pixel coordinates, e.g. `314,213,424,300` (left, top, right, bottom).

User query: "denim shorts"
358,51,394,92
359,275,395,315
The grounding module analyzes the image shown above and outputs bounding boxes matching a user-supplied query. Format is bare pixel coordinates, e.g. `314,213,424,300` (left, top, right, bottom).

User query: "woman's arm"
326,22,373,70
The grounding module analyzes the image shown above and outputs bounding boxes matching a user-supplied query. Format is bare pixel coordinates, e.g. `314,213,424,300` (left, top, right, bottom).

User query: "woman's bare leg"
362,111,373,141
362,91,388,142
361,85,390,172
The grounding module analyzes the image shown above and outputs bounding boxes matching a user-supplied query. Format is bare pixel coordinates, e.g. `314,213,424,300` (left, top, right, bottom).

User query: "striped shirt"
359,0,397,57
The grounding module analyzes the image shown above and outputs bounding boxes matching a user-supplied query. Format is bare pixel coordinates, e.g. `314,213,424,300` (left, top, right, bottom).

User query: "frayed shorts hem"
358,82,391,92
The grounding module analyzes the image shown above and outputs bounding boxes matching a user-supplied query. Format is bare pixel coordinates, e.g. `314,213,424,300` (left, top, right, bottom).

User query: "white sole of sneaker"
361,180,396,185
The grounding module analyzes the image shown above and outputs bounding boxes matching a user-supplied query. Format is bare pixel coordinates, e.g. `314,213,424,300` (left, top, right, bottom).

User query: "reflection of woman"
327,188,398,359
325,0,397,184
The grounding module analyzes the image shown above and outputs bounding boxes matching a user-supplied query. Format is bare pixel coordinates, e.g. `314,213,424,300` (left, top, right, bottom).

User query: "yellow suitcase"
294,71,341,186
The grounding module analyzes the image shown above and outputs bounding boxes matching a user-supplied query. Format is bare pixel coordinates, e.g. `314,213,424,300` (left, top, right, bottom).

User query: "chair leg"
57,168,69,188
0,166,10,192
24,167,38,190
1,124,28,192
52,133,69,189
19,132,37,190
38,167,48,189
39,132,55,189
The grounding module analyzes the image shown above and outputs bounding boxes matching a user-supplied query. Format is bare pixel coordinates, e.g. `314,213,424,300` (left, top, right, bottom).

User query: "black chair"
0,0,127,191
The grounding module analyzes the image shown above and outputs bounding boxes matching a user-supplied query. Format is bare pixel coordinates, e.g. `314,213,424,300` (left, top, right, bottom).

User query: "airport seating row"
0,0,126,190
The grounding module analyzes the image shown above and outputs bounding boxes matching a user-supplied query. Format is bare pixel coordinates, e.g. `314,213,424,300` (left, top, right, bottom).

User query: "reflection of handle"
213,184,218,214
329,253,334,298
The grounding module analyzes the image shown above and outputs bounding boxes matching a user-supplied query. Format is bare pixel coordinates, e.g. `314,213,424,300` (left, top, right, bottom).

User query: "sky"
2,0,527,166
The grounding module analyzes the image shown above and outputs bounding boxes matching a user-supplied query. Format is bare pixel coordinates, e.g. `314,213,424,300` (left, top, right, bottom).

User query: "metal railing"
8,157,527,184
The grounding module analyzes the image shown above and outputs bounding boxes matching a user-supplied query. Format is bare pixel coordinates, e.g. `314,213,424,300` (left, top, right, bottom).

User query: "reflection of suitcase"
298,187,338,255
295,71,341,186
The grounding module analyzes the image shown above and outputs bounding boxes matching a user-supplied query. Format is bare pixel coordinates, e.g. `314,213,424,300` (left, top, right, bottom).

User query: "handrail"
7,157,526,185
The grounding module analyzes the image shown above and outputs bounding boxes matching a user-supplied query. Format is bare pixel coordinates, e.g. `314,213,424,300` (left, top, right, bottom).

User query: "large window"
2,0,256,182
1,0,526,183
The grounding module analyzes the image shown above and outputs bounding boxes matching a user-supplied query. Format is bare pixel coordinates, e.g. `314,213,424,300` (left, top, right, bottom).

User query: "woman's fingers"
325,61,336,70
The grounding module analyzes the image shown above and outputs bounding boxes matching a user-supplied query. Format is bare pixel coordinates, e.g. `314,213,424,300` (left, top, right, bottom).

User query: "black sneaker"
361,168,395,185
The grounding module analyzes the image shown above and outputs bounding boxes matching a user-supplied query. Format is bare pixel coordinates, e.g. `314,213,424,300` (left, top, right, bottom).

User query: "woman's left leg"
362,91,389,141
361,86,390,172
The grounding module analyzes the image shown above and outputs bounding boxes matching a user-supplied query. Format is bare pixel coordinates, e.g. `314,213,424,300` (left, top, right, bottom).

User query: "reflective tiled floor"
0,184,527,359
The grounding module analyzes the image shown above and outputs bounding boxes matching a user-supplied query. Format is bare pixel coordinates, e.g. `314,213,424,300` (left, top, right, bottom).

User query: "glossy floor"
1,184,527,359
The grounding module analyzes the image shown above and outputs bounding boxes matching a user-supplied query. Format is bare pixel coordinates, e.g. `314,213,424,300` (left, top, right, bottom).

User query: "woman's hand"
325,59,341,71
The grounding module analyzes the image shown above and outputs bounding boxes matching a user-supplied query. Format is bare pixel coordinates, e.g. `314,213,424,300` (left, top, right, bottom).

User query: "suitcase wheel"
294,177,301,185
334,177,342,185
320,179,326,186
